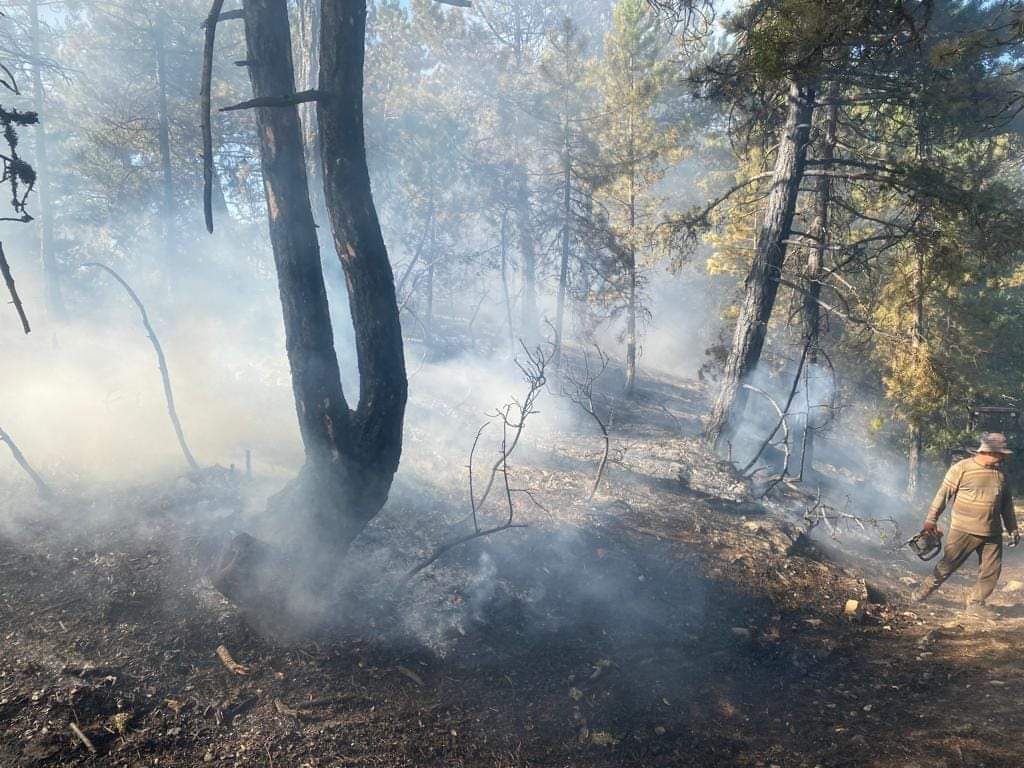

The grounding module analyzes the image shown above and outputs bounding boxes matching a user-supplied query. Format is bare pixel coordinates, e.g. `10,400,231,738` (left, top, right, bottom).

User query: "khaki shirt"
926,457,1017,536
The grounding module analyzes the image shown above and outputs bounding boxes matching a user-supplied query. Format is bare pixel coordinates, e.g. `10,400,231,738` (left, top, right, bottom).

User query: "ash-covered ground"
3,360,1024,767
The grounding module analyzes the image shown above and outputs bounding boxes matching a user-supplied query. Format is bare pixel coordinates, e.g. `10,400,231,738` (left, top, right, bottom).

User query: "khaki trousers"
924,528,1003,605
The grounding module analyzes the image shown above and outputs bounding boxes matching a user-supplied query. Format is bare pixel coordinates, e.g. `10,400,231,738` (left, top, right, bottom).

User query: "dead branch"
433,0,472,6
560,345,613,499
68,722,96,755
802,488,901,544
0,424,53,499
407,341,551,579
739,384,792,496
0,240,29,333
200,0,227,233
200,8,243,27
219,89,321,112
740,340,811,476
82,263,200,471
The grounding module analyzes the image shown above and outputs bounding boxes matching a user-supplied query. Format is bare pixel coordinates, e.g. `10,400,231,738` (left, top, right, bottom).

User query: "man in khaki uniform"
913,433,1020,618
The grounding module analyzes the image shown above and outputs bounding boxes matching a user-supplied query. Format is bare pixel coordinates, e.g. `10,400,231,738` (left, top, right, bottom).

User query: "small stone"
654,726,666,736
203,752,214,763
731,627,751,638
1003,580,1023,592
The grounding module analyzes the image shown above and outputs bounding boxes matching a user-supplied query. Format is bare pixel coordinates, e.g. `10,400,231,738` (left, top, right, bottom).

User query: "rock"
844,599,864,619
1002,580,1024,592
730,627,752,638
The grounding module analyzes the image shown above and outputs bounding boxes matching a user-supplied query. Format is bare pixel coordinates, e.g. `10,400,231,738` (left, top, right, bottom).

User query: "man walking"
913,433,1020,618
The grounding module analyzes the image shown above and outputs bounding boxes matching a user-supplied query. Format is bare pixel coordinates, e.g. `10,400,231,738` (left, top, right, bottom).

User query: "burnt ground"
3,369,1024,767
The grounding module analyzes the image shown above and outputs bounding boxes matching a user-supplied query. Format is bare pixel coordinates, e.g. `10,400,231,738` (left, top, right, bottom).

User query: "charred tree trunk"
295,0,325,218
624,177,638,396
314,0,407,537
799,87,837,473
554,137,572,366
29,0,65,321
514,175,539,343
906,127,931,500
499,210,515,356
154,14,176,277
706,81,815,452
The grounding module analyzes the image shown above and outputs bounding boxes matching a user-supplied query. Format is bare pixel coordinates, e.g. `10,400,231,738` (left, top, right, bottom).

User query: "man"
912,432,1020,618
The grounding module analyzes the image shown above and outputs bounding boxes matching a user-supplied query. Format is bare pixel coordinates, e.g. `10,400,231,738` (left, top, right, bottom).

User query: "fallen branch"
81,263,199,471
216,644,251,675
0,241,29,333
0,425,53,498
68,722,96,755
740,340,811,476
433,0,471,5
200,0,227,233
219,89,321,112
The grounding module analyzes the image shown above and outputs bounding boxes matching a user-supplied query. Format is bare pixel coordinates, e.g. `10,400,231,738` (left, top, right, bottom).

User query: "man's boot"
964,602,999,620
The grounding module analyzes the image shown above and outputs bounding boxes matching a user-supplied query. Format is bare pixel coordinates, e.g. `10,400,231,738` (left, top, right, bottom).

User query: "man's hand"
922,521,938,533
1009,529,1020,548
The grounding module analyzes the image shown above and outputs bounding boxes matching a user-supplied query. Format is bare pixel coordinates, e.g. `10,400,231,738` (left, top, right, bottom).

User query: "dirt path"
2,375,1023,767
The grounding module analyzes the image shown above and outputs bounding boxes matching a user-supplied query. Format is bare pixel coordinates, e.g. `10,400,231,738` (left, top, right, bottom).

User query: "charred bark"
514,174,539,343
706,81,814,451
553,137,571,365
799,87,837,472
211,0,406,602
154,14,176,277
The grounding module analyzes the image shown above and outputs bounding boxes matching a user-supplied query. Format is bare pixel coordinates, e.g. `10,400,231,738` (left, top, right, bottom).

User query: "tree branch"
0,241,29,333
200,0,226,233
219,89,322,112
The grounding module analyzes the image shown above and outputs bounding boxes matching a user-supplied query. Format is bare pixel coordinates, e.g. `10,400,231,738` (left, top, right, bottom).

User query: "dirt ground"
3,371,1024,767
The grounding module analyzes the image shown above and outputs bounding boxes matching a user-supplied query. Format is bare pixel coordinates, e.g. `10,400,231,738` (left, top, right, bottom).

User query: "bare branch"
201,0,227,234
81,263,200,472
0,424,53,499
0,240,29,333
219,90,322,112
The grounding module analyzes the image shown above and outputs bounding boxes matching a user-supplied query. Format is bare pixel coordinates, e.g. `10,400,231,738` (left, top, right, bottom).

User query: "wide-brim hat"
971,432,1014,455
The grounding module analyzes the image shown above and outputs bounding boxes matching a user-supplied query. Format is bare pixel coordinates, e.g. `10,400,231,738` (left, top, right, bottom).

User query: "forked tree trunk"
213,0,405,612
29,0,65,321
706,81,815,451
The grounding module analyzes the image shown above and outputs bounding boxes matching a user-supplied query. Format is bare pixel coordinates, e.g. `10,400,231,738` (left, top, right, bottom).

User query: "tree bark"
295,0,325,218
154,14,176,277
799,86,837,473
706,81,815,452
514,174,539,343
554,136,571,365
315,0,407,537
29,0,65,321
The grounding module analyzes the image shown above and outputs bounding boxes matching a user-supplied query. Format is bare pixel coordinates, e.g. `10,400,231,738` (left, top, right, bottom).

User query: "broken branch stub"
219,89,321,112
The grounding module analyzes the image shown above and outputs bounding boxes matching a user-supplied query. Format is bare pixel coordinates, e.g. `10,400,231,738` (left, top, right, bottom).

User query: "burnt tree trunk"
706,81,815,451
29,0,65,321
154,14,177,276
514,175,539,343
213,0,405,611
295,0,325,218
314,0,407,536
553,135,572,365
799,87,837,473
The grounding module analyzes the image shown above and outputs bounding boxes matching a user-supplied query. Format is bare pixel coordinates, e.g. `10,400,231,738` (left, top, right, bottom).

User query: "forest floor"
2,363,1024,767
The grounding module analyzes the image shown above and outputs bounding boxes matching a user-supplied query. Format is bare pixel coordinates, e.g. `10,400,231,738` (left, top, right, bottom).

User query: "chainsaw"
905,528,943,561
